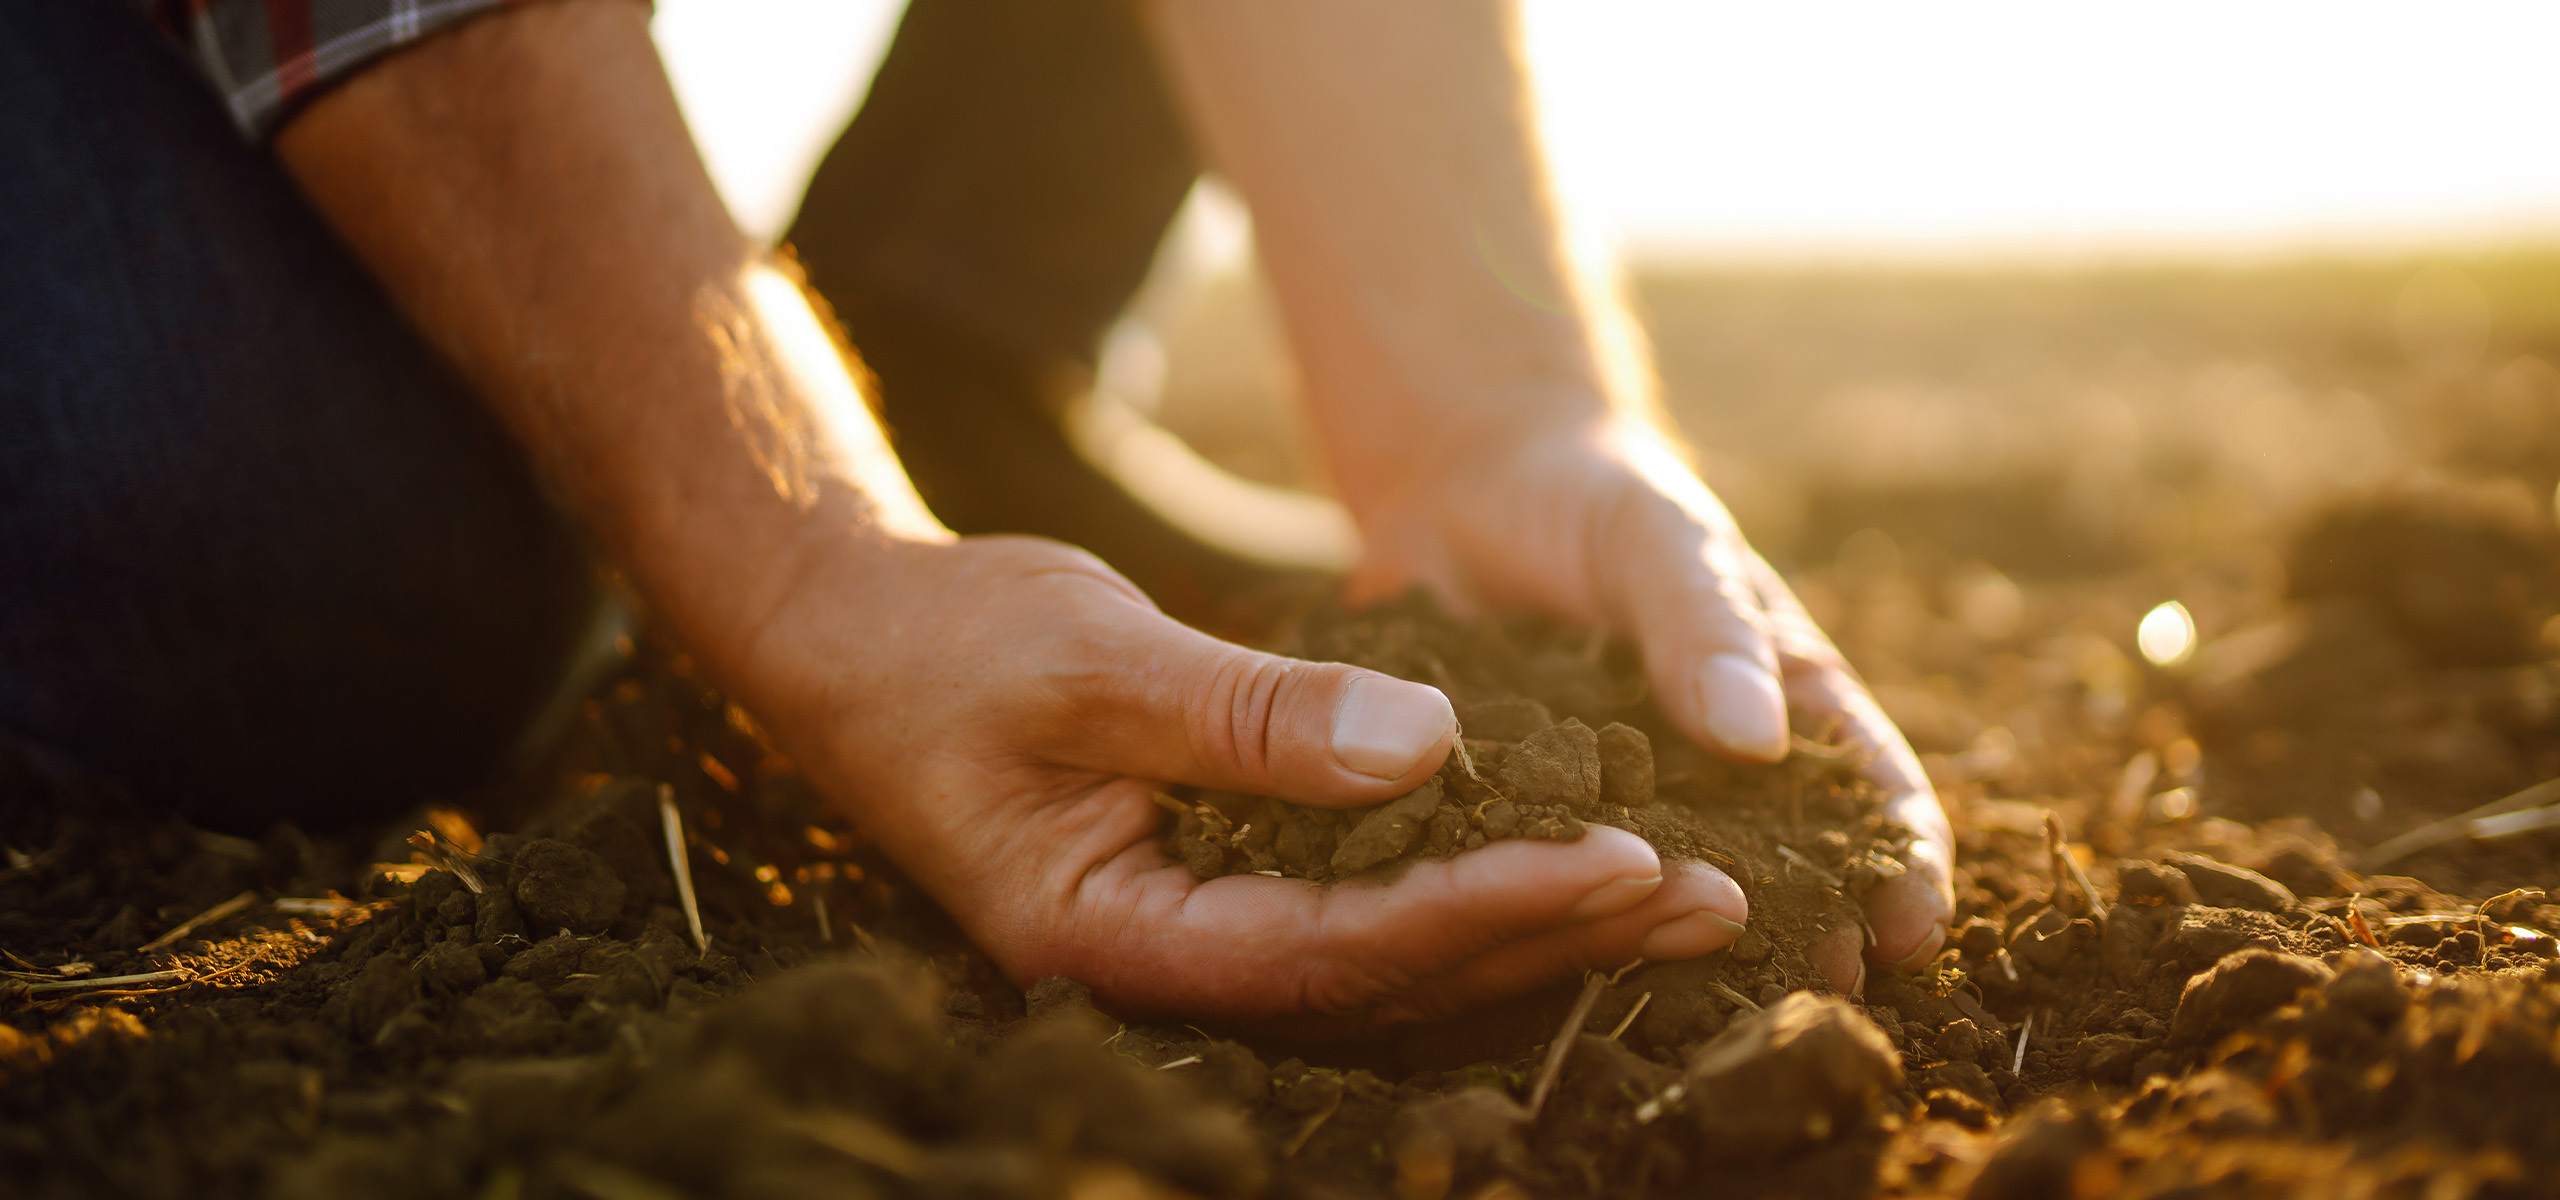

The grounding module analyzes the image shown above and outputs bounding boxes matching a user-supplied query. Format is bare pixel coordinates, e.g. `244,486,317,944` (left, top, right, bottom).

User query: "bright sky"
655,0,2560,259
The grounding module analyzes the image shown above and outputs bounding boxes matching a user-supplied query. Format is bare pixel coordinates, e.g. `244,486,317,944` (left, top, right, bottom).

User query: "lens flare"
2137,600,2196,667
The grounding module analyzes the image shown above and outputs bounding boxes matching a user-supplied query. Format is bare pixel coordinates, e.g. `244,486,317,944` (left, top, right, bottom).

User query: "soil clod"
1495,718,1604,815
1683,993,1904,1162
1330,779,1446,877
2169,948,2331,1044
511,838,626,935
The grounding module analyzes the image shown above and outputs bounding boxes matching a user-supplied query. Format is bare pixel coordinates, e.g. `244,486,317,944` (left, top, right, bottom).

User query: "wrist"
576,263,952,720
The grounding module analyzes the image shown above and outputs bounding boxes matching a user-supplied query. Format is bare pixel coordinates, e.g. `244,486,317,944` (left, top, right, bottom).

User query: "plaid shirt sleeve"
140,0,515,141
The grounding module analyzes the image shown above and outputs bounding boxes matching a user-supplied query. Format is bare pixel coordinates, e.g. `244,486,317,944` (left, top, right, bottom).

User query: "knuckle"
1190,652,1293,783
1290,901,1420,1017
1292,953,1407,1018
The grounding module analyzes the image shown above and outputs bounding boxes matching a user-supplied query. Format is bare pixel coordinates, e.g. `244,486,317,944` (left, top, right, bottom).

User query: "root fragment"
2357,776,2560,870
2044,812,2103,924
2345,899,2381,948
1527,973,1608,1117
138,891,257,953
660,784,707,953
1608,992,1653,1040
1283,1087,1344,1157
17,968,187,994
406,831,486,894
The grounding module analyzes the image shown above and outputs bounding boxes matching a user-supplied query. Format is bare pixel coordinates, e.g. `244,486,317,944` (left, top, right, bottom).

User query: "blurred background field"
1146,249,2560,834
1148,249,2560,580
642,0,2560,833
646,0,2560,578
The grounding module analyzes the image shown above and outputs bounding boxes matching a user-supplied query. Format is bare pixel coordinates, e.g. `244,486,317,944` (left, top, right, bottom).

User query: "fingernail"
1331,676,1455,780
1884,921,1949,974
1697,652,1788,761
1569,873,1663,921
1638,908,1746,961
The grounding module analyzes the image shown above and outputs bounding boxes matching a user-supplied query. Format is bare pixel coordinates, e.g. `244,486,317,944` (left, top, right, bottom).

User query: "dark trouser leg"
0,3,601,830
786,0,1286,617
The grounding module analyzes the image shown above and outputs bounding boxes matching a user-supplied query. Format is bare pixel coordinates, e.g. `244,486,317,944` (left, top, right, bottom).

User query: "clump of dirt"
1170,595,1905,1009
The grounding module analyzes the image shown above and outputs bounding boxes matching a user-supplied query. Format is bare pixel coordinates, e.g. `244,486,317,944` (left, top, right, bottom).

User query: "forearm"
274,0,941,677
1143,0,1658,519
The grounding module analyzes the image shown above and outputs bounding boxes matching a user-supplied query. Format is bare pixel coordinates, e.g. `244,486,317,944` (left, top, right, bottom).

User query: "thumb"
1054,601,1457,805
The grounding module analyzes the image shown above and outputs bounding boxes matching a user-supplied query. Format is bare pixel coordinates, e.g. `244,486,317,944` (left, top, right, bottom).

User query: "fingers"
1808,925,1869,998
1024,555,1457,806
1590,444,1791,764
1365,860,1748,1025
1041,822,1676,1020
1746,556,1956,970
1866,788,1955,969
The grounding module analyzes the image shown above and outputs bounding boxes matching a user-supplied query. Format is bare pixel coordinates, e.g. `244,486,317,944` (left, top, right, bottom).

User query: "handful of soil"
1164,596,1909,977
1171,712,1652,882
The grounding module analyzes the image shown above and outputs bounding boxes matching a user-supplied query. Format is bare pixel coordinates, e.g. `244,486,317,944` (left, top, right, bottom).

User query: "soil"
17,504,2560,1200
16,286,2560,1194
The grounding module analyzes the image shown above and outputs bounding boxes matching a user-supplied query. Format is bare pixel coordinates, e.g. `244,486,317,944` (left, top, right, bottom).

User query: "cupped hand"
1343,417,1955,993
732,533,1749,1026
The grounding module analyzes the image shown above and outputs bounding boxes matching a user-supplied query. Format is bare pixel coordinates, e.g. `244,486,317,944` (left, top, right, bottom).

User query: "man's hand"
741,532,1749,1024
276,0,1746,1026
1148,0,1955,989
1346,417,1955,991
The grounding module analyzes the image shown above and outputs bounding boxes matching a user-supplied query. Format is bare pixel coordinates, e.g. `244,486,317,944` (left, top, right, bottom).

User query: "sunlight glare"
657,1,2560,256
2137,601,2197,667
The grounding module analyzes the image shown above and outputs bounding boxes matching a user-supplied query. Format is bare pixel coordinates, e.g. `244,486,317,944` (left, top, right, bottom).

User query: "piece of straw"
1607,992,1654,1040
19,969,187,994
1526,973,1609,1117
138,891,257,953
660,785,707,953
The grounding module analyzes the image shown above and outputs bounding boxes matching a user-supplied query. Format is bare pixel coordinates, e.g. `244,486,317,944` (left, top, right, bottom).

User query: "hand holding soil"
732,531,1749,1025
1159,0,1955,998
1336,416,1956,989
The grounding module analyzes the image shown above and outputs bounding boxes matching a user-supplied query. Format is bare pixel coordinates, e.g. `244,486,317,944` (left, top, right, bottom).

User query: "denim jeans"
1,0,1267,830
0,0,600,828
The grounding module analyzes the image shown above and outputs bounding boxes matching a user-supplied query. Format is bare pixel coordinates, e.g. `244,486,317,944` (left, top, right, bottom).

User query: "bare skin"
275,0,1947,1022
1147,0,1952,988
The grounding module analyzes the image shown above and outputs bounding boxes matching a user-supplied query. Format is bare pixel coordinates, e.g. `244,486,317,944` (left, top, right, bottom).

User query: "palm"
744,536,1749,1025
